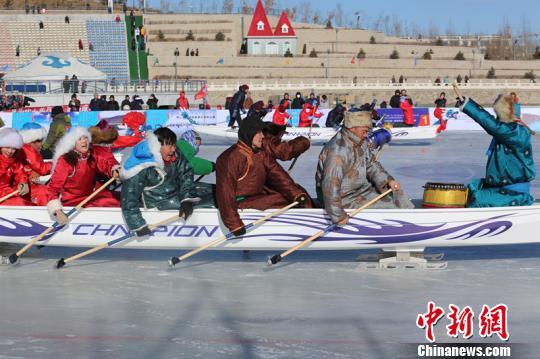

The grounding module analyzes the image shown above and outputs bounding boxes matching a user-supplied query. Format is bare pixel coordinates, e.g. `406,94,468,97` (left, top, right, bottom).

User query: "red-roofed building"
246,1,297,56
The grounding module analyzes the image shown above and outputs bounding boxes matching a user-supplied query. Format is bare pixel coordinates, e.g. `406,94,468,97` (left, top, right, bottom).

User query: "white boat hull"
0,205,538,251
194,125,438,145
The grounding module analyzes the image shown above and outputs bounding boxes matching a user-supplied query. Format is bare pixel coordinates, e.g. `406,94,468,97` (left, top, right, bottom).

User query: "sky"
147,0,540,36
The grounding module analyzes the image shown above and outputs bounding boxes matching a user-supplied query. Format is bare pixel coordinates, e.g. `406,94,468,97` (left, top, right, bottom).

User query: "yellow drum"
422,182,469,208
382,122,393,130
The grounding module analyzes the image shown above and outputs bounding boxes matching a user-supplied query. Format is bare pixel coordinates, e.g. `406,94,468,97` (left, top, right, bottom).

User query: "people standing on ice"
120,128,201,235
262,123,310,161
176,130,215,176
319,94,330,109
316,111,413,225
434,92,448,133
41,106,71,159
389,90,401,108
398,95,414,127
228,84,249,128
68,94,81,112
0,128,32,206
176,91,190,109
291,92,305,109
298,103,322,127
306,92,319,107
215,117,311,235
18,123,51,205
459,94,536,207
325,103,346,128
47,127,120,225
243,92,254,110
246,100,267,121
272,101,290,126
121,95,131,110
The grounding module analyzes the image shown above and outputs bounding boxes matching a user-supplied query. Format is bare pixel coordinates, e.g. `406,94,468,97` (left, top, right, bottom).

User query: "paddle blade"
55,258,66,269
268,254,282,266
8,253,19,265
168,256,181,267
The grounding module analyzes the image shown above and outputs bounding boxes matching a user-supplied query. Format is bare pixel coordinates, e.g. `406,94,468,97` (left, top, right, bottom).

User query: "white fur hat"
344,111,373,129
0,127,24,149
493,94,516,124
19,123,48,144
52,126,91,171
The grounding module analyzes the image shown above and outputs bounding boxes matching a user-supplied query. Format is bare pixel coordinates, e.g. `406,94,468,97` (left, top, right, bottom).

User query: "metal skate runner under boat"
193,124,438,145
1,205,538,256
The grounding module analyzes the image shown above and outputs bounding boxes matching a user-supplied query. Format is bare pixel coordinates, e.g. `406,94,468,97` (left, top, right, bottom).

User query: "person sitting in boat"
299,103,322,128
47,127,120,225
0,127,32,206
459,94,536,207
272,101,290,126
176,130,215,176
120,128,202,236
41,106,71,159
18,123,51,205
316,111,414,225
88,119,119,181
262,123,310,161
215,117,311,236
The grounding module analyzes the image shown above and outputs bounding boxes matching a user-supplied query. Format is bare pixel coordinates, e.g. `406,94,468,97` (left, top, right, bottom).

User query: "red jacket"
0,154,32,206
19,144,52,176
272,109,290,126
47,150,119,208
177,96,190,109
299,105,322,127
400,100,414,126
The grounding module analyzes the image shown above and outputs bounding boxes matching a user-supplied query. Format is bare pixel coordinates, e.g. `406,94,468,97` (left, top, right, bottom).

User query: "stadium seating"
86,19,130,82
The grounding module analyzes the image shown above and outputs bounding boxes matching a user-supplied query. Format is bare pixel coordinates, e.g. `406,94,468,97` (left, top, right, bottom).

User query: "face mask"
296,95,300,98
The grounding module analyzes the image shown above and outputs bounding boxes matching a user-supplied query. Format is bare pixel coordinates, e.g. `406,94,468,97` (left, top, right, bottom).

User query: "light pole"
512,39,518,60
354,12,360,29
326,49,330,79
174,47,180,91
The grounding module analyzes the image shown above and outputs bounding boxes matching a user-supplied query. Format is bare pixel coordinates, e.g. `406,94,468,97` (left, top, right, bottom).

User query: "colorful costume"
400,97,414,126
298,103,322,127
120,132,201,231
0,128,32,206
461,96,536,207
262,123,310,161
18,123,51,205
46,127,120,217
272,102,291,126
41,107,71,157
316,111,413,224
216,118,310,232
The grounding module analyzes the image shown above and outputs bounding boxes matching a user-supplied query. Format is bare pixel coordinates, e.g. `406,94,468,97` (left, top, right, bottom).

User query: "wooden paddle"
268,188,393,265
6,177,117,265
56,214,181,269
168,201,299,266
0,190,20,204
453,82,464,101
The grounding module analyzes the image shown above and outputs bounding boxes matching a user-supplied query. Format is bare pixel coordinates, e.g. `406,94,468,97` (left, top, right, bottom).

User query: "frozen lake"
0,131,538,358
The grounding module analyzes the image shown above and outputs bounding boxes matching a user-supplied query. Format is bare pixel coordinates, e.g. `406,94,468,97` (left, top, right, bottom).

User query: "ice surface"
0,131,538,358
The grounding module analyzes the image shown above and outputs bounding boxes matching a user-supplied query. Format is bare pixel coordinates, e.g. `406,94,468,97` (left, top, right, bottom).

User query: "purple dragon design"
0,218,58,240
239,213,514,245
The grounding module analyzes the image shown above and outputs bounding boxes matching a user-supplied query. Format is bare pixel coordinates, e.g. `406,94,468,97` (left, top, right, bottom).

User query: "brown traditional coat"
216,141,309,231
262,135,310,161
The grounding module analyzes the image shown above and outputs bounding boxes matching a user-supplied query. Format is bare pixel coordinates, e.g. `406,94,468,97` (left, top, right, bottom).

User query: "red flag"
351,56,356,64
194,84,208,100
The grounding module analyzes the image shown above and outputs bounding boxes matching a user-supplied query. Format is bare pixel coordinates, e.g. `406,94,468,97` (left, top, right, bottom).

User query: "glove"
17,183,29,196
232,226,246,237
54,210,69,226
135,225,151,237
296,194,309,207
179,201,194,220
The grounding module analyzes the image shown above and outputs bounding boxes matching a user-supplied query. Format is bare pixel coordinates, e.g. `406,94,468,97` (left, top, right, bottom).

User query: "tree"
484,52,491,60
524,70,535,80
284,48,293,57
356,48,366,59
222,0,233,13
435,37,444,46
215,32,225,41
302,44,307,55
533,46,540,60
309,48,318,58
389,49,399,59
487,67,496,79
264,0,274,11
157,30,165,41
369,35,376,44
325,19,333,29
422,51,432,60
186,30,195,41
454,51,465,60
